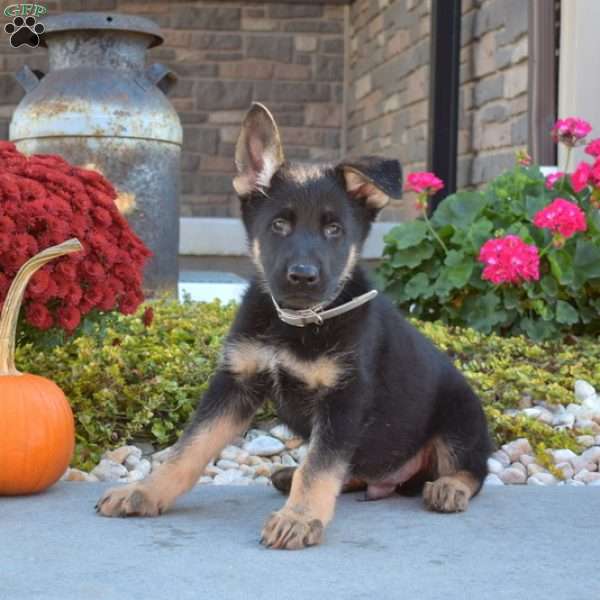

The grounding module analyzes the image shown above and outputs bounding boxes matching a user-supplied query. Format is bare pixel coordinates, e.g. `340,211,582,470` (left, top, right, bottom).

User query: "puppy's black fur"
96,103,491,550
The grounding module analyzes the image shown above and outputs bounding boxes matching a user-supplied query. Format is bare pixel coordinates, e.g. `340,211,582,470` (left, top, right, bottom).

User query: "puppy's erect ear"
337,156,402,212
233,102,284,196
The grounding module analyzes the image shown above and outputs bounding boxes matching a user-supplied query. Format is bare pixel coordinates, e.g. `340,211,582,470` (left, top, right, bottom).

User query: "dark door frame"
427,0,462,212
528,0,559,166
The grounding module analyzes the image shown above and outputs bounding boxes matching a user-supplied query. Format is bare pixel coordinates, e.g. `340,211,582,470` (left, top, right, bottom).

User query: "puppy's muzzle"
287,263,320,287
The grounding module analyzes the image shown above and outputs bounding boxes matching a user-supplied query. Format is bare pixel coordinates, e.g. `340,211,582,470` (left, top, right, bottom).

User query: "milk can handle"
145,63,177,95
15,65,44,93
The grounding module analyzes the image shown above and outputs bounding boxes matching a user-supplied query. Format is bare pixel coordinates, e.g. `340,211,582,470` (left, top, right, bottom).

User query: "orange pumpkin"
0,239,82,495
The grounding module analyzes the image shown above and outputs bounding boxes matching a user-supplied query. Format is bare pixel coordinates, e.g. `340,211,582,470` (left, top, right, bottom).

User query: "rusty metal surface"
10,30,181,143
40,12,163,47
9,12,182,295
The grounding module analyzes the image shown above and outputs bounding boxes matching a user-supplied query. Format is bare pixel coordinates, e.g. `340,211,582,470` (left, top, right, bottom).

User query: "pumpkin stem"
0,239,83,376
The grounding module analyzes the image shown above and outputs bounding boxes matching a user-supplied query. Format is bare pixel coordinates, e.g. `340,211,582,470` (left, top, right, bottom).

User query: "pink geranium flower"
405,172,444,196
585,138,600,157
591,160,600,187
571,162,591,192
551,117,592,146
533,198,587,238
572,158,600,191
478,235,540,285
545,171,565,190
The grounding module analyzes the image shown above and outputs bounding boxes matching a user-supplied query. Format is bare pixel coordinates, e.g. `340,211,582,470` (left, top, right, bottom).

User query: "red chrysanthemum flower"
53,274,75,300
80,260,106,282
0,272,9,296
65,283,83,306
113,262,139,283
142,306,154,327
0,216,16,233
93,206,113,227
478,235,540,285
56,305,81,332
28,269,51,298
55,260,77,281
98,287,117,311
0,233,11,254
83,286,104,308
25,302,54,330
37,277,58,303
533,198,587,238
120,292,143,315
0,142,152,333
107,276,125,295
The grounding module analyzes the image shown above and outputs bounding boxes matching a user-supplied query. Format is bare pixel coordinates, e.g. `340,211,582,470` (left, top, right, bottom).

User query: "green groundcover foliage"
16,300,599,470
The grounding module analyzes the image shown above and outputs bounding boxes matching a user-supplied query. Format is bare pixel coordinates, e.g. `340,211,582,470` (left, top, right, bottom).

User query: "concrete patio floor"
2,483,598,600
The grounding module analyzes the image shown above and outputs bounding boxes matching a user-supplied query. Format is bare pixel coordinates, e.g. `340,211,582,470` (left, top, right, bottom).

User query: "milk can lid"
40,12,163,48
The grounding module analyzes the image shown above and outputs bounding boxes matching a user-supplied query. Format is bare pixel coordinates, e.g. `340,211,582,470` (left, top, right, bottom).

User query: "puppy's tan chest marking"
224,340,274,379
223,340,345,390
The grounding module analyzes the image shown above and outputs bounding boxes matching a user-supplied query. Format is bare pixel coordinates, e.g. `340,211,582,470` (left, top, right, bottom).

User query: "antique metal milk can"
10,12,183,295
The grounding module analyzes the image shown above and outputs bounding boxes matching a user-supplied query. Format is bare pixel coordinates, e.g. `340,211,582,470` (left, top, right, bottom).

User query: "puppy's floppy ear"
233,102,284,196
337,156,402,212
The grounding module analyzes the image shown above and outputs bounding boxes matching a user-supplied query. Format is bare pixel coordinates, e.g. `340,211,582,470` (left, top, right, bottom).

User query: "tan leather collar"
271,290,378,327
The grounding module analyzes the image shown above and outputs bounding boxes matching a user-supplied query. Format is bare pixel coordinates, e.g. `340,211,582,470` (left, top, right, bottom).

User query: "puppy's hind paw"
423,476,470,513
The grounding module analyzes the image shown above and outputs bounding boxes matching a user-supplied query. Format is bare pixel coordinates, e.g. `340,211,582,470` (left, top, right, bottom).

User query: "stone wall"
0,0,531,222
0,1,345,218
347,0,529,217
460,0,529,186
347,0,431,220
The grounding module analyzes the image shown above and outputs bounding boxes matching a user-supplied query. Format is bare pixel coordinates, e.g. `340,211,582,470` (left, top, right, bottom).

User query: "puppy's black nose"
287,264,320,286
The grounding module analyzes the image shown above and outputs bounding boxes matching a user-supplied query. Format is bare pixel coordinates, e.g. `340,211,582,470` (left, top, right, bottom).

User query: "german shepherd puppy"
97,103,492,550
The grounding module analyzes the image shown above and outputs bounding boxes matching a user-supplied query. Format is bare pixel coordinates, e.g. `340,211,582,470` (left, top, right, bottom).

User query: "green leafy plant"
378,119,600,340
16,299,241,469
15,301,598,468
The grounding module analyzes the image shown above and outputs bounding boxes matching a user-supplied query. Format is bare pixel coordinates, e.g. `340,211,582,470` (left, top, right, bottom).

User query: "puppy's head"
234,102,402,309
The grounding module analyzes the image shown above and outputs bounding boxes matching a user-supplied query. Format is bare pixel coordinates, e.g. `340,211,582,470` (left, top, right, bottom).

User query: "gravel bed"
63,380,600,488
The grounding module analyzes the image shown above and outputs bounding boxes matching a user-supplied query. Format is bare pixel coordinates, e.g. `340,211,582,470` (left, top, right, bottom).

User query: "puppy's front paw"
95,484,165,518
261,509,323,550
423,476,470,513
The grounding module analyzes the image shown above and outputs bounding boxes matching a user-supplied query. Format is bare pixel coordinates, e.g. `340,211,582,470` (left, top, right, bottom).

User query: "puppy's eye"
271,218,292,236
324,222,342,238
